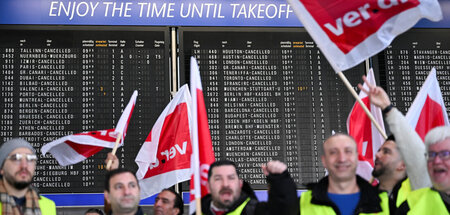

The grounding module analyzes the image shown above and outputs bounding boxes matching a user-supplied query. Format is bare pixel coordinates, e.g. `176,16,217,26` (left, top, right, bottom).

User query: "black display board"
0,26,170,193
179,27,365,188
377,29,450,115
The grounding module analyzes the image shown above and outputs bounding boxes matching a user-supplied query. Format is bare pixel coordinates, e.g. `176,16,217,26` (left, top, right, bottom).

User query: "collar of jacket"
307,175,383,214
201,181,258,214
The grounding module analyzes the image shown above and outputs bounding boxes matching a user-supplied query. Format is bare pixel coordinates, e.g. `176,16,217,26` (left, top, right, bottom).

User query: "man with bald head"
298,134,386,215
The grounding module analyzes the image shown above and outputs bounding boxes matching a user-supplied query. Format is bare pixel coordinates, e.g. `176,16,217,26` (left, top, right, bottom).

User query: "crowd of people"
0,76,449,215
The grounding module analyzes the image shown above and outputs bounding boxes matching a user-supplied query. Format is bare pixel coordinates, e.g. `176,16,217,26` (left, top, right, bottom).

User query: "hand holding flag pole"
338,71,387,139
106,133,122,170
286,0,442,140
105,90,138,170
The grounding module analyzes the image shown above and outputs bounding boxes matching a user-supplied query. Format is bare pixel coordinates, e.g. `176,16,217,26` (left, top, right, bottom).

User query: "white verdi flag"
189,57,215,214
42,91,138,166
287,0,442,72
406,68,449,140
135,85,193,199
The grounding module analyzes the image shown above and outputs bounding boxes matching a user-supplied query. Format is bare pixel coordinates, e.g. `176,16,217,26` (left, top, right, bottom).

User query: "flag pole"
196,198,201,215
337,71,387,139
106,132,122,170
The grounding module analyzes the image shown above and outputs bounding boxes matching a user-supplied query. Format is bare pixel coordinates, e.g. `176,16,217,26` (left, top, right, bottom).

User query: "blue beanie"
0,138,36,168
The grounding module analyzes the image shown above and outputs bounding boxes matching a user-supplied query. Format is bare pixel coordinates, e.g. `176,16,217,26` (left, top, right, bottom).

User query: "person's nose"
338,151,346,162
223,178,230,187
123,186,133,195
19,158,29,168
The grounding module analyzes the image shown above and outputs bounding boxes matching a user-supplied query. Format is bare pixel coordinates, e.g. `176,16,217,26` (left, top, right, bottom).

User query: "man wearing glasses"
358,76,447,214
0,138,56,214
396,127,450,214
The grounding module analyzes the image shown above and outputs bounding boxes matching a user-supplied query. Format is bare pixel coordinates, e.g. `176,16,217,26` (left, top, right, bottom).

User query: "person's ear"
207,180,211,193
172,208,180,215
104,191,110,204
321,155,327,169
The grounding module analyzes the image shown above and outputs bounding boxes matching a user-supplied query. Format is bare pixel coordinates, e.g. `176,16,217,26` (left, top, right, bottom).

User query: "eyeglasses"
425,150,450,161
6,153,37,164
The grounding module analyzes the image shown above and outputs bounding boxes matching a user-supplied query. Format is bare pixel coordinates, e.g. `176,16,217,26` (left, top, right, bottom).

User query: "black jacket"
199,170,297,215
299,175,383,215
377,176,407,214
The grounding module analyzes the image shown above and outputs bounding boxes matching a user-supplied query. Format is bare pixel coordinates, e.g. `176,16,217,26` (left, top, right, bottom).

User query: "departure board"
180,28,365,188
0,27,170,193
377,29,450,115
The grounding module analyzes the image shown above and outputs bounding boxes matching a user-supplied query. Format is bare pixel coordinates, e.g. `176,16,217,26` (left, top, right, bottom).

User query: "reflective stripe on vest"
406,188,448,215
299,190,388,215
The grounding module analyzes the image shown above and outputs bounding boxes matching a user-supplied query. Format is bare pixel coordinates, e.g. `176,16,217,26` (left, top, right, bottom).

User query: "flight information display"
0,27,170,193
377,29,450,115
180,28,365,188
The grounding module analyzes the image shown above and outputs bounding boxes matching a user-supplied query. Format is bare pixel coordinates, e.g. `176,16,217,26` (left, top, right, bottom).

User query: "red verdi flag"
406,68,449,140
189,57,215,214
42,91,138,166
347,69,385,181
135,84,193,199
287,0,442,72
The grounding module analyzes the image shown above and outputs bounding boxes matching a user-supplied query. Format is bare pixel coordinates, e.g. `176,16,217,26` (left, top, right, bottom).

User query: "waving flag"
189,57,215,214
406,68,449,140
42,91,138,166
135,85,192,199
347,69,385,181
287,0,442,72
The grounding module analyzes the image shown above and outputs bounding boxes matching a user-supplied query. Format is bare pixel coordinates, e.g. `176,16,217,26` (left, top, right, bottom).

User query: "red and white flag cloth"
42,91,138,166
135,84,193,199
189,57,215,214
286,0,442,72
406,68,449,140
347,69,385,181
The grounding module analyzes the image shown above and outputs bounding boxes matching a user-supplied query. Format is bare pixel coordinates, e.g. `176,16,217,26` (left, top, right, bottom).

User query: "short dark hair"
386,134,396,142
161,188,184,215
207,160,239,180
85,208,104,215
104,168,138,192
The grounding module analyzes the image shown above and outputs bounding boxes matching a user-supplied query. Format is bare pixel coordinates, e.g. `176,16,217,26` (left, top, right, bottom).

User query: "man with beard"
200,160,297,215
0,138,56,214
104,169,143,215
358,76,432,212
154,188,183,215
372,136,409,212
298,134,386,215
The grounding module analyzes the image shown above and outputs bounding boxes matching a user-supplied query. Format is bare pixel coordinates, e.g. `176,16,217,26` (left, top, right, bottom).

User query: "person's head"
424,126,450,194
104,169,140,214
0,138,37,190
85,208,105,215
372,135,406,180
154,188,183,215
321,134,358,183
207,160,242,209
